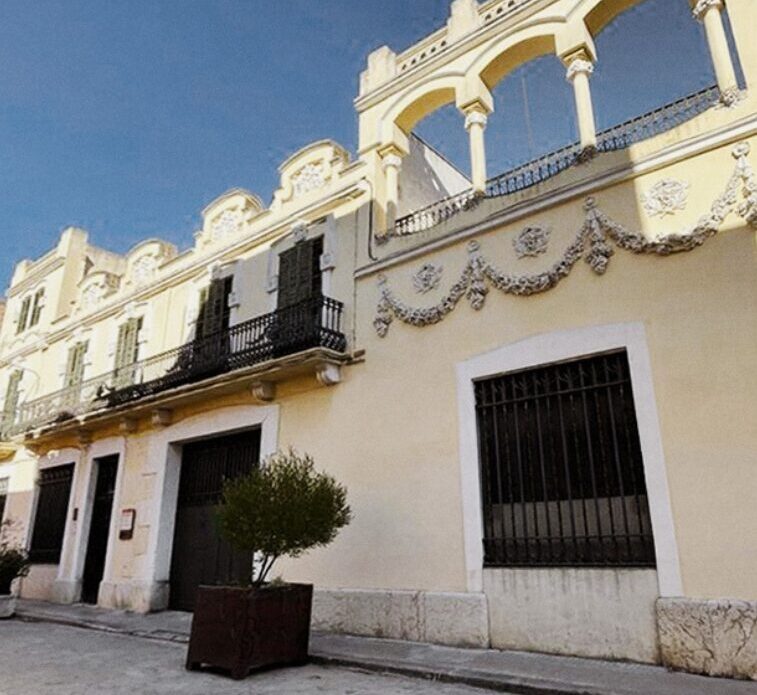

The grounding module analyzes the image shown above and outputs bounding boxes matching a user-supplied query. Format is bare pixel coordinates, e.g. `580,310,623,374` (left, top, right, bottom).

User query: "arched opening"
485,54,576,179
589,0,738,130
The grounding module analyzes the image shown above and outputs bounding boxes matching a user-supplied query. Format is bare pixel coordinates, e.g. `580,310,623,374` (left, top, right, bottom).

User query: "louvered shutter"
2,371,22,429
114,319,141,388
16,297,31,334
30,288,45,327
64,342,88,388
277,237,323,309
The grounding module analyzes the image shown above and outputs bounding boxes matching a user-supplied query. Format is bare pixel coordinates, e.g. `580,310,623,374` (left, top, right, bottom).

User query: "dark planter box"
186,583,313,680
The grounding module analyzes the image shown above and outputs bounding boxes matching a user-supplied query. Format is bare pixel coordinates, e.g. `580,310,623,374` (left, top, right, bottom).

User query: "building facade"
1,0,756,681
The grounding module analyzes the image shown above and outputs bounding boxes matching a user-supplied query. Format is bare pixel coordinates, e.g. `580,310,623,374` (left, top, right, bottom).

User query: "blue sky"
0,0,729,291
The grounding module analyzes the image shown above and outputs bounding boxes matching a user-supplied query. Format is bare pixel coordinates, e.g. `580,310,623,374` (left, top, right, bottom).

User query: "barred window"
29,464,75,564
474,351,655,568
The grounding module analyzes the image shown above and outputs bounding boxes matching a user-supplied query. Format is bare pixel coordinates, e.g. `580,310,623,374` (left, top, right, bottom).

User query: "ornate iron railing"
5,296,346,437
392,188,483,238
595,85,719,153
485,140,585,198
389,85,720,239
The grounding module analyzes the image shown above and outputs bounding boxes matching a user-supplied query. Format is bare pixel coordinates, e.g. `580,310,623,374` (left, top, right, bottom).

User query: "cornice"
6,256,66,298
0,177,368,363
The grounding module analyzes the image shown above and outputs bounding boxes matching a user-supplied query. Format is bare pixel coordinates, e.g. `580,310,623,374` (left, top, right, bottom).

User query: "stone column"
464,107,489,193
565,53,597,153
381,148,404,229
693,0,739,104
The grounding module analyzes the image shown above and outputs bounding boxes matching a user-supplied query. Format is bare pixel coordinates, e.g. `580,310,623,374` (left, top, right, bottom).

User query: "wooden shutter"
277,237,323,309
3,371,22,423
16,297,31,334
64,342,88,388
115,319,141,370
30,288,45,327
196,277,232,339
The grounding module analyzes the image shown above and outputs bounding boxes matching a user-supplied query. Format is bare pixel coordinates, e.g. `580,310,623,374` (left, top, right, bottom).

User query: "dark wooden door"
169,429,261,612
81,455,119,604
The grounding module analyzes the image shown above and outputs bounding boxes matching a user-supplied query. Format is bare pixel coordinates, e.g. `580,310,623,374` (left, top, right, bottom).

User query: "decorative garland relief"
374,142,757,337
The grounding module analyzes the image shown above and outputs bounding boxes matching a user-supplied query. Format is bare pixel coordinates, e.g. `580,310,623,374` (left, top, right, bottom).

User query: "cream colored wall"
0,0,755,614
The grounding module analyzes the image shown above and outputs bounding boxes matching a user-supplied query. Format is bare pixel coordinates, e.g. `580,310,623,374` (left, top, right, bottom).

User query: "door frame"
80,454,120,604
54,437,125,604
144,404,279,609
455,322,682,598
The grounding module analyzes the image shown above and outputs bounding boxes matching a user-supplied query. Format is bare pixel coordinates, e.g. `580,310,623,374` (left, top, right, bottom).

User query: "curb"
15,612,190,645
310,652,604,695
16,611,592,694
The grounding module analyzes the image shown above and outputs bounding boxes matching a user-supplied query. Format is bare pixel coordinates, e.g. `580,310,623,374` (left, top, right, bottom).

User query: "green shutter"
2,370,22,429
114,318,141,388
29,288,45,327
64,342,88,389
277,237,323,309
196,278,232,339
16,297,31,334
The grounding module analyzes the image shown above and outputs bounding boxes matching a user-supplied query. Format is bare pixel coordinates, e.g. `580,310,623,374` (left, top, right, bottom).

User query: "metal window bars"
474,351,656,568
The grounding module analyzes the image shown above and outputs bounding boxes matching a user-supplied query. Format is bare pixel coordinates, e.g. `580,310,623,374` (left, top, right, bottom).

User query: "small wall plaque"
119,508,136,540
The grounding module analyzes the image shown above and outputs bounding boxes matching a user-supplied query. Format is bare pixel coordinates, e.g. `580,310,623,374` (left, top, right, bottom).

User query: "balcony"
5,296,348,438
389,85,720,240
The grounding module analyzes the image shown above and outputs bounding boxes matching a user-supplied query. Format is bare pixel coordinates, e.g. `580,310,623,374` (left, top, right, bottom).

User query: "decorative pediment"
274,140,350,207
77,271,121,313
125,239,177,287
196,189,265,249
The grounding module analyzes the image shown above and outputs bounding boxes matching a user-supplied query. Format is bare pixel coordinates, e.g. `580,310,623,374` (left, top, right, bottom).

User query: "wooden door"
169,429,261,612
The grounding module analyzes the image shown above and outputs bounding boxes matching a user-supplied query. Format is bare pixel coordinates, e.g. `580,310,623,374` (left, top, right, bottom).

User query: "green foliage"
0,520,30,595
217,449,351,586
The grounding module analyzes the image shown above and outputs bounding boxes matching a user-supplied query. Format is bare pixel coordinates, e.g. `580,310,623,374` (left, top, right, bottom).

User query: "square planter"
186,583,313,680
0,595,16,619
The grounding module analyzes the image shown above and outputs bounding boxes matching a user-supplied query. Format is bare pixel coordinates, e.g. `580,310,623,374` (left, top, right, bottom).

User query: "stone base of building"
657,598,757,680
312,588,489,648
51,579,81,604
98,581,170,614
484,568,660,664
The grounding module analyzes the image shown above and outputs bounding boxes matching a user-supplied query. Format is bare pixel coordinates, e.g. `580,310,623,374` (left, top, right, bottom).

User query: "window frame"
474,350,656,570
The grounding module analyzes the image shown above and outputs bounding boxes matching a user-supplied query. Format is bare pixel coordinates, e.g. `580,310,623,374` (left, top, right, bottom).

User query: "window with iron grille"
0,477,8,523
29,463,75,564
474,350,655,568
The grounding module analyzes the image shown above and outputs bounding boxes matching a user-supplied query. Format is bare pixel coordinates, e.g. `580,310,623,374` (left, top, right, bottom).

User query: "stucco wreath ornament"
373,142,757,336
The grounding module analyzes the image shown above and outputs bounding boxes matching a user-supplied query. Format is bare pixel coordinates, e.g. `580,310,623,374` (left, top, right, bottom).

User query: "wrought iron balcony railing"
388,85,720,240
4,296,347,437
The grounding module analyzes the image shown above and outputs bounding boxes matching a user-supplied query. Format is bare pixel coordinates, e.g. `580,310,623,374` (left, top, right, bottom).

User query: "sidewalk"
14,599,757,695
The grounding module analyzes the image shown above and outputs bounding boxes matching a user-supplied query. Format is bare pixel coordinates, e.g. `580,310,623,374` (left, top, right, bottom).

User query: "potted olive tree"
0,520,31,619
185,450,351,680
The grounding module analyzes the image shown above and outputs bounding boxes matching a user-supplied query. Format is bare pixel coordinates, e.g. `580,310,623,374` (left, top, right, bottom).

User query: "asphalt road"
0,620,494,695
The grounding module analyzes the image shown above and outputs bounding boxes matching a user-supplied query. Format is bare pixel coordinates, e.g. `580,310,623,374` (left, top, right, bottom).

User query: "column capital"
380,152,403,172
692,0,724,21
464,110,488,131
565,54,595,83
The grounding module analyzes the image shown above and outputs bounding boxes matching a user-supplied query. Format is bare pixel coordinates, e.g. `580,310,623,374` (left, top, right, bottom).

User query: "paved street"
0,620,495,695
